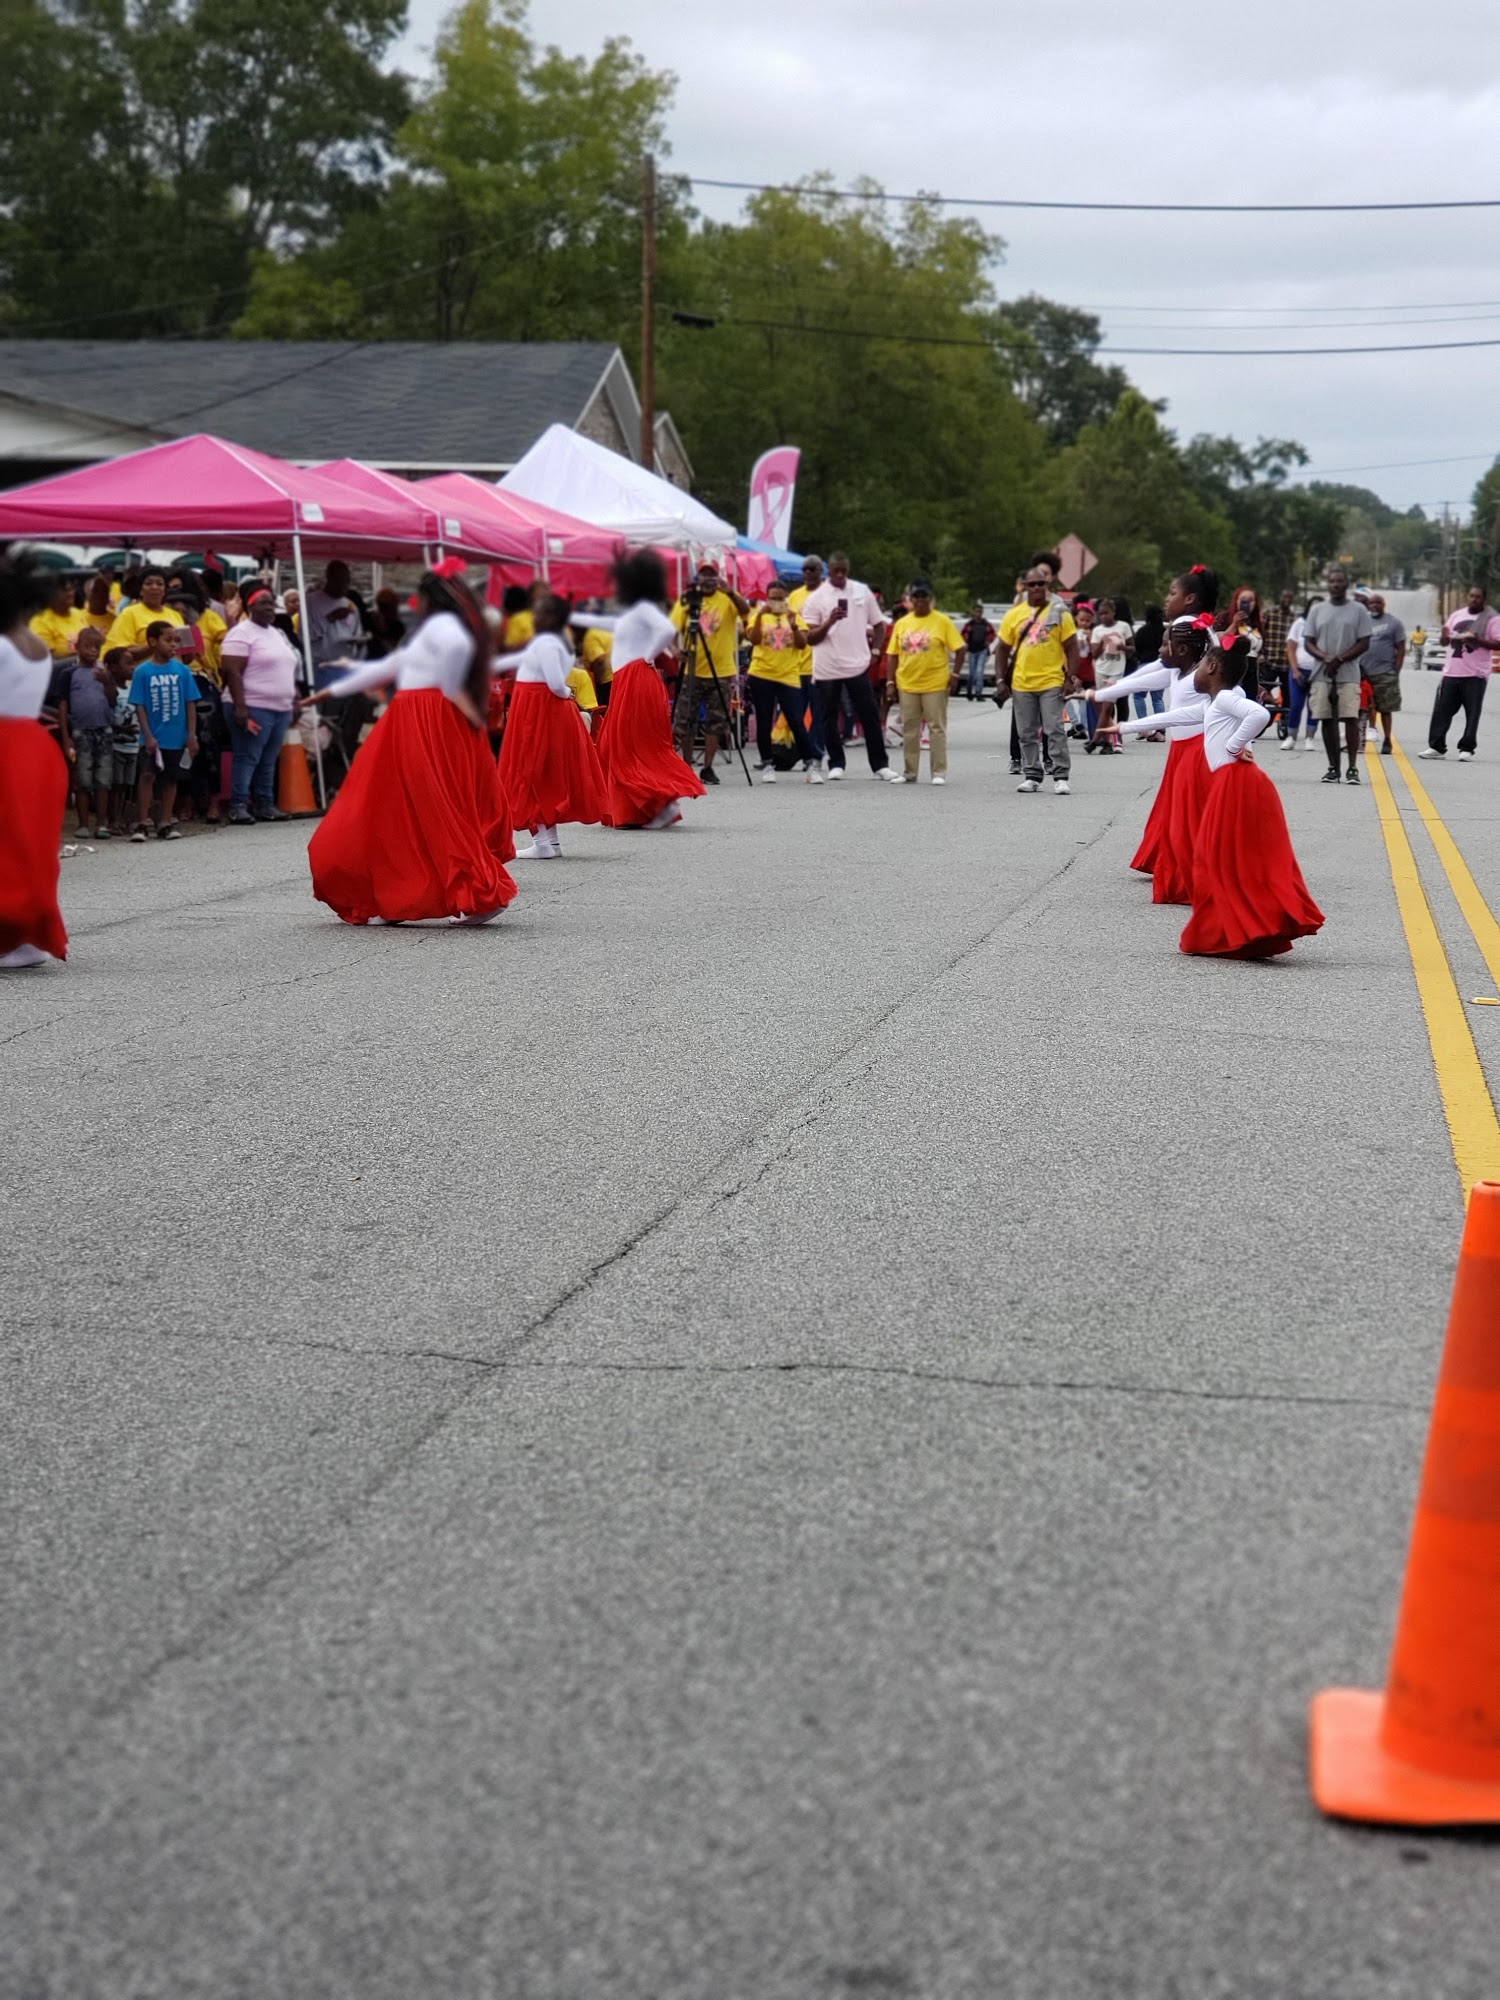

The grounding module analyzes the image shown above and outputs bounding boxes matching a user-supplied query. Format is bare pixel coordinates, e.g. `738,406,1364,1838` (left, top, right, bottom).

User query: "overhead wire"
687,175,1500,215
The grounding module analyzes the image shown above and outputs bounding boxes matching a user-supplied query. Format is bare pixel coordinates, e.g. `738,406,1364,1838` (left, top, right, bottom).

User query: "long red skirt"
0,718,68,960
497,679,607,832
595,657,705,827
1180,758,1324,959
308,687,517,926
1131,734,1213,905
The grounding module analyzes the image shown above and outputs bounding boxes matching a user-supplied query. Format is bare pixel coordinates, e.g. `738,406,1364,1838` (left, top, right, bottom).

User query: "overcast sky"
405,0,1500,516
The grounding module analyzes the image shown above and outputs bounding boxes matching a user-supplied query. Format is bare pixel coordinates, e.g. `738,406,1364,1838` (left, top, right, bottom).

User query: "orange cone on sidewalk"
1310,1180,1500,1824
277,738,319,816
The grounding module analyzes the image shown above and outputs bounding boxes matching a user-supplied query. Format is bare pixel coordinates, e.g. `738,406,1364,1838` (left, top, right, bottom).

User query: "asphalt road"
5,674,1500,1999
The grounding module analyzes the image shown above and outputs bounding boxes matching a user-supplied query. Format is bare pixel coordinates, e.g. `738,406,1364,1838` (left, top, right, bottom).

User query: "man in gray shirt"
1301,567,1372,785
1363,593,1407,757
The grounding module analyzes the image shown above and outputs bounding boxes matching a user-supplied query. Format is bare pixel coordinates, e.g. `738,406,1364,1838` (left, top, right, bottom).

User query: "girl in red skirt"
575,552,705,831
1164,632,1324,959
300,566,517,927
496,594,606,860
0,548,68,971
1101,566,1222,904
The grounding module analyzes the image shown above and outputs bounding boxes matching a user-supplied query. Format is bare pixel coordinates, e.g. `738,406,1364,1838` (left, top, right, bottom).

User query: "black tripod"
673,611,753,786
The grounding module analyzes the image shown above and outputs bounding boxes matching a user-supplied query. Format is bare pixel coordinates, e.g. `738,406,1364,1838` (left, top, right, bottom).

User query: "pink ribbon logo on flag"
747,446,800,548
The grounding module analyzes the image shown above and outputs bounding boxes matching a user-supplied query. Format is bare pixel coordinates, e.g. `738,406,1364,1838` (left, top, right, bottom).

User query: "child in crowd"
108,653,141,832
128,622,201,841
56,626,115,838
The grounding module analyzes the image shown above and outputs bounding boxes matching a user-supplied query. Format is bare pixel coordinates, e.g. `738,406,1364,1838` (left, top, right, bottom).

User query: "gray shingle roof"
0,340,621,466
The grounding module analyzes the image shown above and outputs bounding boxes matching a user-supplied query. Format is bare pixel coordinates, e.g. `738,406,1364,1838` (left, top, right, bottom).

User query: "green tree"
657,186,1052,598
1465,460,1500,596
1050,391,1236,606
1182,436,1343,595
0,0,410,336
990,295,1136,447
236,0,678,343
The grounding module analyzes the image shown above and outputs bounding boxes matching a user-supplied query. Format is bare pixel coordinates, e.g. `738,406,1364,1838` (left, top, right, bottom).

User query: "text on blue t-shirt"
127,659,200,750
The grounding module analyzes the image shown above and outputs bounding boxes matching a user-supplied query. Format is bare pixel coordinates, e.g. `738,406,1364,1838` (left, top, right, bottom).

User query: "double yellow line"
1367,740,1500,1193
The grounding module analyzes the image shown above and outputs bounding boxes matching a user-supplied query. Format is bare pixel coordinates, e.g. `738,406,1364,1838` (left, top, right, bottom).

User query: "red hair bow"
1190,564,1207,575
431,555,468,579
1192,612,1216,628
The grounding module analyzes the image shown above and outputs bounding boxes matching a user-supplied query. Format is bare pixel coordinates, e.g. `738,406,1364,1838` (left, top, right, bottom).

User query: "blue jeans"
1132,690,1165,719
229,705,292,809
1287,673,1317,739
966,650,988,698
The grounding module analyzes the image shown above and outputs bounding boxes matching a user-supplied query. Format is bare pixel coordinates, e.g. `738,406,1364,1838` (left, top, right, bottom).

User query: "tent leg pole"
291,535,326,811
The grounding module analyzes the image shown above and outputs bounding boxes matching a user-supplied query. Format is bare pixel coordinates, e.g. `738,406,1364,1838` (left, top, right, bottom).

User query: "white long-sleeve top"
1124,683,1269,770
0,633,49,719
572,603,678,666
323,610,473,701
1113,664,1208,739
504,631,574,697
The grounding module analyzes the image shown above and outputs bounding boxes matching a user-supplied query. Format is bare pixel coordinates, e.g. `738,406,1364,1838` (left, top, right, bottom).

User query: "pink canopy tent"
0,433,436,560
313,460,542,567
414,473,621,597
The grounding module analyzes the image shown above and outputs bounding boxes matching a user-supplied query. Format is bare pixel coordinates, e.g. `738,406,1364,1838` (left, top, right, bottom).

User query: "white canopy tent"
498,423,738,550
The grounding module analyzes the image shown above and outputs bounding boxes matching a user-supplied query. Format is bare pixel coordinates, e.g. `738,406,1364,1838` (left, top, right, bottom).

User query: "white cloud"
400,0,1500,509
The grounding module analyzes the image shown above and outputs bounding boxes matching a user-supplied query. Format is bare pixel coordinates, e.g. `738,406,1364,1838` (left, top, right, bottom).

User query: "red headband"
244,584,273,608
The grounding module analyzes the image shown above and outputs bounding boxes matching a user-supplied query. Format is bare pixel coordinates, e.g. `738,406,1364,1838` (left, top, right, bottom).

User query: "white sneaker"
451,907,505,926
1418,748,1443,759
0,942,49,970
827,765,844,781
1053,778,1070,795
804,762,824,785
1016,778,1039,793
1303,735,1317,752
515,839,561,860
931,775,946,785
1279,736,1296,751
1459,750,1475,761
760,766,777,784
880,767,904,783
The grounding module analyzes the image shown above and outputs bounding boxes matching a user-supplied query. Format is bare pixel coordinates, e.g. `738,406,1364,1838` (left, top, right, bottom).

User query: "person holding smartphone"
799,551,899,781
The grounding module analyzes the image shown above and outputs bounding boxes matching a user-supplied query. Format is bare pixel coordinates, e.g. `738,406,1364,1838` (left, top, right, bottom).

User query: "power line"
668,307,1500,359
687,175,1500,216
1305,452,1499,478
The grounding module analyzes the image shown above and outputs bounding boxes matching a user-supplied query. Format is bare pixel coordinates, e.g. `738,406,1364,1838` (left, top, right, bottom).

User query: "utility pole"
640,153,657,471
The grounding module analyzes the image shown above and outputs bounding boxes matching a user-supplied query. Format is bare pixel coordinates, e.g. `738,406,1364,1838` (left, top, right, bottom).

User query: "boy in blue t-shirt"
128,620,201,841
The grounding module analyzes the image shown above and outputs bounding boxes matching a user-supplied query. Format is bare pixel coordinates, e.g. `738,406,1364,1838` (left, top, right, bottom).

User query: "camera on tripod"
680,580,704,634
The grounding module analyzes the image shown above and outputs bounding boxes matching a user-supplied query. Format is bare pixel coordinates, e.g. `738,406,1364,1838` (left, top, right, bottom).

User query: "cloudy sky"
405,0,1500,515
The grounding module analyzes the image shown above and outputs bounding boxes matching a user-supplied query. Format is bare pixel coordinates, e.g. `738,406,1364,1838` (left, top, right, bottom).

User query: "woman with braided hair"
300,563,517,927
0,545,69,969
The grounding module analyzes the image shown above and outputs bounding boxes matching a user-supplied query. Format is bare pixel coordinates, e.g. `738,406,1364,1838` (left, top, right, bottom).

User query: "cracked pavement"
5,691,1499,1999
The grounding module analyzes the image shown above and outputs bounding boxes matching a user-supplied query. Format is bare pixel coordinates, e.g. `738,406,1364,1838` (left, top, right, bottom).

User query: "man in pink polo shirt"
1421,585,1498,761
800,550,899,781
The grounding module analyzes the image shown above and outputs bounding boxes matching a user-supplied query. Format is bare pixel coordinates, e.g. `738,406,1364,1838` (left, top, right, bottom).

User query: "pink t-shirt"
1441,609,1500,679
221,620,298,710
803,578,883,681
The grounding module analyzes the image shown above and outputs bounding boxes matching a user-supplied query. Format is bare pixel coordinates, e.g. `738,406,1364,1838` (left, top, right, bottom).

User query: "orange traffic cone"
1310,1180,1500,1824
277,738,319,816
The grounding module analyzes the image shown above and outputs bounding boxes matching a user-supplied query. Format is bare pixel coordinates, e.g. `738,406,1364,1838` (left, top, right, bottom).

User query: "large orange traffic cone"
1310,1180,1500,1824
277,738,319,816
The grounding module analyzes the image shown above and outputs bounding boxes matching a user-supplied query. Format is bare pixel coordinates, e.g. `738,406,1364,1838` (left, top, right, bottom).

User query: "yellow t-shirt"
102,601,184,655
785,584,815,679
580,627,613,683
748,609,804,686
672,590,740,678
999,599,1076,693
30,607,89,658
565,666,597,711
887,610,964,694
504,609,535,651
197,605,227,677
